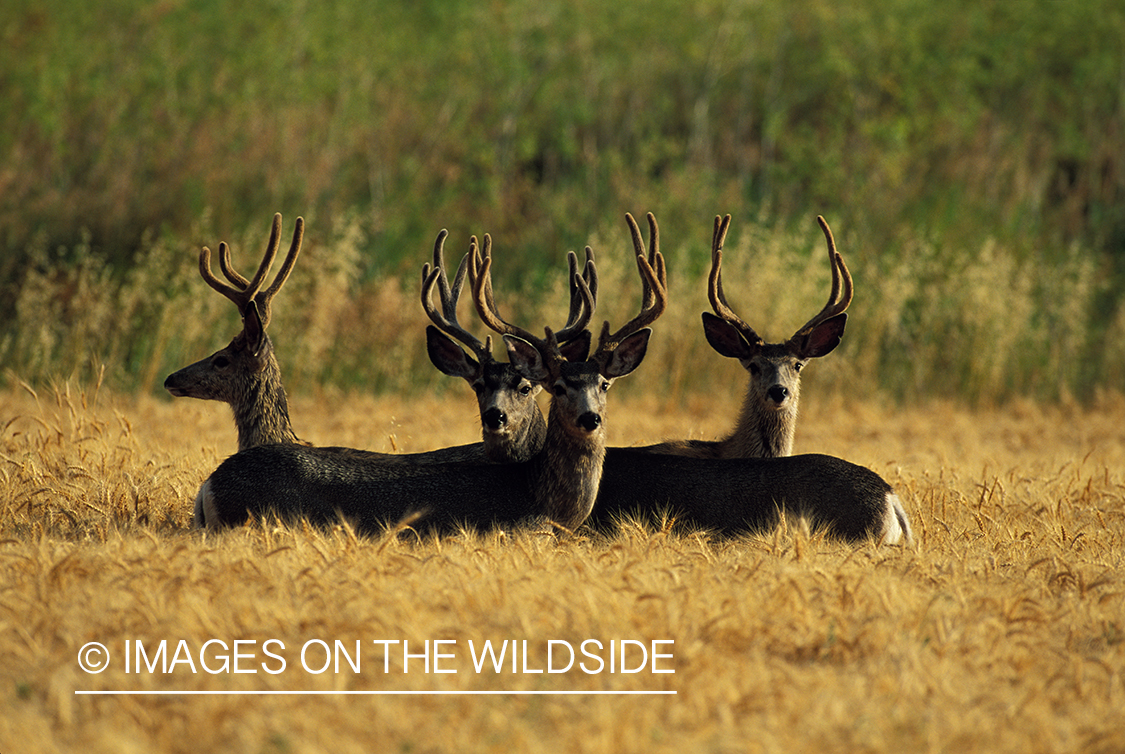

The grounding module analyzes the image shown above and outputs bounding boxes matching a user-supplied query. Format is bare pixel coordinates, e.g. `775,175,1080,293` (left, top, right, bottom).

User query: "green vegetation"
2,0,1123,402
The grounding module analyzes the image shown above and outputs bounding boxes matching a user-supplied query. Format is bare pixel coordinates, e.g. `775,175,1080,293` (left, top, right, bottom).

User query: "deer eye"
793,362,803,373
748,363,761,376
552,384,566,397
212,355,230,369
600,381,610,392
519,385,532,396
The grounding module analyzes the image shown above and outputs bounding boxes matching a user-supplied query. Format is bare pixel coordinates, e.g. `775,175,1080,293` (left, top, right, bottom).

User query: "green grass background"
2,0,1123,403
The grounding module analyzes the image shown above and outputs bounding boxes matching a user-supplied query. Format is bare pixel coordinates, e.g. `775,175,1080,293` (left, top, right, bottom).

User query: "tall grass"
2,0,1123,402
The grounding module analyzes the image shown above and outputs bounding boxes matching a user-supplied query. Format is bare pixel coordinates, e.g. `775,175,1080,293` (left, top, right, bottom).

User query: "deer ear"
701,312,755,359
243,301,268,358
558,330,591,362
426,326,480,379
503,335,550,383
601,328,650,379
796,312,847,358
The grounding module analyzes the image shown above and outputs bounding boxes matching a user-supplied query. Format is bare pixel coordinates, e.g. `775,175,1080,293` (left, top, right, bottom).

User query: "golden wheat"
1,382,1123,753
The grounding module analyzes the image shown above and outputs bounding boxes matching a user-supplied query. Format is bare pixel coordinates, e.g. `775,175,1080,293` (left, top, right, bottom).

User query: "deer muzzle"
577,412,602,432
482,407,508,430
767,385,790,405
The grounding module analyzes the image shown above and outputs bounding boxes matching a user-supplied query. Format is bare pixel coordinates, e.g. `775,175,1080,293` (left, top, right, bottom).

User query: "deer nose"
163,373,185,396
577,412,602,432
767,385,789,404
482,408,507,430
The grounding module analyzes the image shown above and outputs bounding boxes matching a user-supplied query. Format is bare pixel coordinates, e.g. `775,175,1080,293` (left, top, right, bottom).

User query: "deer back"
593,449,911,545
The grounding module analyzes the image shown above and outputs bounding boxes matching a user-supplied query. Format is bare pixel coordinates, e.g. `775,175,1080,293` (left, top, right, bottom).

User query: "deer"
192,217,664,534
581,215,911,544
164,213,306,451
420,229,596,464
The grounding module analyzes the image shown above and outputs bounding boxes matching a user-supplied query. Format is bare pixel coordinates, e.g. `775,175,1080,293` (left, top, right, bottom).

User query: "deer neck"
721,386,797,458
530,397,606,530
511,409,548,463
233,342,301,451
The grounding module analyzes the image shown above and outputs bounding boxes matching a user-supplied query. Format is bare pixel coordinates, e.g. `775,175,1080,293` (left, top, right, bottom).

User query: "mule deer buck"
164,213,306,451
193,219,664,534
421,229,596,463
647,214,851,459
581,215,911,544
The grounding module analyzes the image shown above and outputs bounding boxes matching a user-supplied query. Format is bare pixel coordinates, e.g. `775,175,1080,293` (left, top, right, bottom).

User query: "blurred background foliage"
1,0,1123,404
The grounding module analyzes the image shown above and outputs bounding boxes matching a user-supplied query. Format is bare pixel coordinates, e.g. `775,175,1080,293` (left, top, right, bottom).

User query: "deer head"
470,212,664,445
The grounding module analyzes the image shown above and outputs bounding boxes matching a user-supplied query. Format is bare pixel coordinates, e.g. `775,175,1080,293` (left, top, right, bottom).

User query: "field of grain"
0,380,1122,753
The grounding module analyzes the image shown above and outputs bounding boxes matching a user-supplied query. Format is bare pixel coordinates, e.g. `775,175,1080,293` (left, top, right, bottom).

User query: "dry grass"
1,381,1123,753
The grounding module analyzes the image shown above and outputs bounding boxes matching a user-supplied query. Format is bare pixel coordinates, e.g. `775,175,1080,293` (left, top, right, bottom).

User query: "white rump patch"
193,479,215,530
880,492,914,546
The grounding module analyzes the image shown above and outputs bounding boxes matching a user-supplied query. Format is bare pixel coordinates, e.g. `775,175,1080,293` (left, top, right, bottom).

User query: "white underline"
75,689,675,696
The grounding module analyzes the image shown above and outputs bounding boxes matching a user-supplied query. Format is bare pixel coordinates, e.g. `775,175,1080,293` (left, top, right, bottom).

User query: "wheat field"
0,379,1123,753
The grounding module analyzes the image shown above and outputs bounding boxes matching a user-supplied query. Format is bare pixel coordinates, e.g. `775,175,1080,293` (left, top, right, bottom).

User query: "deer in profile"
647,214,851,459
164,213,306,451
193,219,664,534
420,229,596,464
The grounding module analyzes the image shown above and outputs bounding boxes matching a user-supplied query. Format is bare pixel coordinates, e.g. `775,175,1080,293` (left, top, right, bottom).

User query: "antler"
593,212,668,365
560,245,598,340
198,213,304,328
707,213,763,347
470,234,596,365
788,215,853,343
631,211,666,313
707,214,852,346
420,229,493,360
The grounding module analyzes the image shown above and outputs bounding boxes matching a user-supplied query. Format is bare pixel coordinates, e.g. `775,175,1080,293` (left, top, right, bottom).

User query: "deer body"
587,215,911,544
594,448,911,544
198,445,537,533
